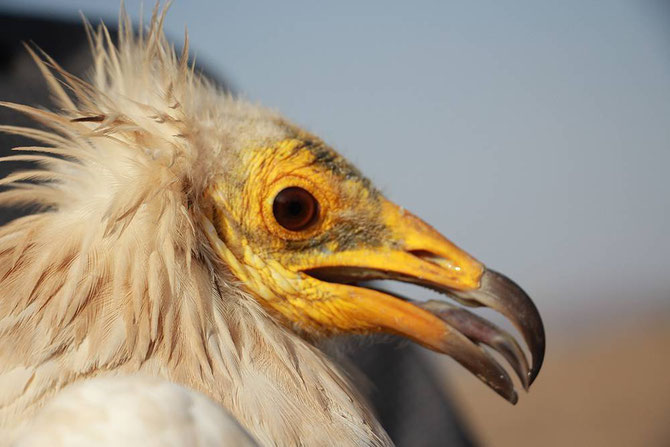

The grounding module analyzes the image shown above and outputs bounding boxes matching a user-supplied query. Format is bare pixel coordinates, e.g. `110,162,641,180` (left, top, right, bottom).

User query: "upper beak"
299,200,545,404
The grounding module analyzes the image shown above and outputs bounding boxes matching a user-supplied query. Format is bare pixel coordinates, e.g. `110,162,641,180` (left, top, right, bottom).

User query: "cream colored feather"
0,8,390,446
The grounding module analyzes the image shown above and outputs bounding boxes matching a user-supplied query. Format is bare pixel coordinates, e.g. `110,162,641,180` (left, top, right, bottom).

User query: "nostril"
409,249,447,264
408,250,464,273
408,249,434,258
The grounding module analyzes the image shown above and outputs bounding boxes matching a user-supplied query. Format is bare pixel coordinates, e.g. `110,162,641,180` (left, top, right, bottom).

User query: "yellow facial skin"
202,137,484,343
203,135,546,404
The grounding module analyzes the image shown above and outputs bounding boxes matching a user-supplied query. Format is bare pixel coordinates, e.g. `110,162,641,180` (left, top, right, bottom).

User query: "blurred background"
1,1,668,445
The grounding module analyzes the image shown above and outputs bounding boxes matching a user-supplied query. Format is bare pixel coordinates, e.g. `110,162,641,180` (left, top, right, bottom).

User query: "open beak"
298,200,545,404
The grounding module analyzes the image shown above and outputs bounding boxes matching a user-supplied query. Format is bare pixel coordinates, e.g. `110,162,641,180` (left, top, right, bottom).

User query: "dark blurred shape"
0,13,93,225
355,339,476,446
0,11,475,446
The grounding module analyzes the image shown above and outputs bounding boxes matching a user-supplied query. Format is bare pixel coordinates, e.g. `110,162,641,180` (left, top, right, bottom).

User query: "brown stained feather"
70,115,106,123
0,5,390,447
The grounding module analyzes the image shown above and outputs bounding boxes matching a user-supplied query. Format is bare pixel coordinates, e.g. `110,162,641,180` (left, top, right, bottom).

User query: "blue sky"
3,1,669,332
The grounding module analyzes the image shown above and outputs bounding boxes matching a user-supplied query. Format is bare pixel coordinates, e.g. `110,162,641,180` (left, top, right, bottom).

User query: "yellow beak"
293,199,545,404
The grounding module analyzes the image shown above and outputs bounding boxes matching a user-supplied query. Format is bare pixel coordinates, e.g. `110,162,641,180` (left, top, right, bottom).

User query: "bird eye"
272,187,319,231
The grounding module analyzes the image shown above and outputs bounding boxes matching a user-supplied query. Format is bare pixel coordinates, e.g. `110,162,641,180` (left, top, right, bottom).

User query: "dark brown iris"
272,187,319,231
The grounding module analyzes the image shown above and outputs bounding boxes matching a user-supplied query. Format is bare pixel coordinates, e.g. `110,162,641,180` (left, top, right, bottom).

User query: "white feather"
13,375,258,447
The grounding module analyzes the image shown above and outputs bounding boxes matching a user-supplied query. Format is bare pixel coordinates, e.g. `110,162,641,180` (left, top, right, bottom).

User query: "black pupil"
273,187,318,231
287,200,303,216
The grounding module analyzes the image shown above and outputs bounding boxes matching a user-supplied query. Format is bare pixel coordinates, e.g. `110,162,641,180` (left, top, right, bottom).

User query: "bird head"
0,10,544,407
202,127,544,403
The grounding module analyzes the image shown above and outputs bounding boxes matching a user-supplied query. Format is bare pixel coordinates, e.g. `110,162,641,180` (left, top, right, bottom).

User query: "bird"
0,6,544,446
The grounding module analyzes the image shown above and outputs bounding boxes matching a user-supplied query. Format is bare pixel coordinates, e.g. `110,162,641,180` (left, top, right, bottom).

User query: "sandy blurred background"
440,312,670,446
2,1,669,445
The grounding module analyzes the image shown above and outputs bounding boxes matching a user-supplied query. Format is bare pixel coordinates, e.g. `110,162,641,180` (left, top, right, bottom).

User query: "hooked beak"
299,200,545,404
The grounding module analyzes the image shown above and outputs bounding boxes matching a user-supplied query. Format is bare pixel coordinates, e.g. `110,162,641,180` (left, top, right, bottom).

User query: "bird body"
0,7,544,445
14,375,258,446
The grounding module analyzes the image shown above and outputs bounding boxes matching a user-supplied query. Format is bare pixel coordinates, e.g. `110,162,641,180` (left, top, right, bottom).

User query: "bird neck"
0,211,389,446
165,283,391,446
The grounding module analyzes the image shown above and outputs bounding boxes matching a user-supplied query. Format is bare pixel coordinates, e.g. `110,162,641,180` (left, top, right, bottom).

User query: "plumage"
0,6,545,446
14,376,258,446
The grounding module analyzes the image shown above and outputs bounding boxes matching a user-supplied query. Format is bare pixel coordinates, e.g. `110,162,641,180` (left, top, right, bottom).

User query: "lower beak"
301,201,545,404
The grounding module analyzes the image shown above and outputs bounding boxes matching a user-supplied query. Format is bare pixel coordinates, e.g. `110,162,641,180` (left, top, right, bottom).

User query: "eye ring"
272,187,319,231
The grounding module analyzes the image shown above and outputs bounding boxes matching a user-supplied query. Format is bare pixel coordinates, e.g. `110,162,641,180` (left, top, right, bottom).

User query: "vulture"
0,8,544,446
